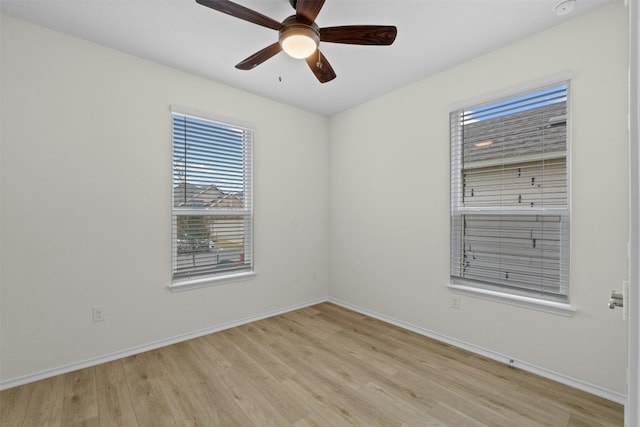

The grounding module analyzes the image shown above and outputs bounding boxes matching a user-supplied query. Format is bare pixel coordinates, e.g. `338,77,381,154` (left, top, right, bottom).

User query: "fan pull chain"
316,49,323,69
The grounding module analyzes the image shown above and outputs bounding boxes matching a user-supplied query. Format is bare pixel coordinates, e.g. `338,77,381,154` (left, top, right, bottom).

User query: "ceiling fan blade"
235,42,282,70
296,0,326,23
320,25,397,45
305,50,336,83
196,0,283,31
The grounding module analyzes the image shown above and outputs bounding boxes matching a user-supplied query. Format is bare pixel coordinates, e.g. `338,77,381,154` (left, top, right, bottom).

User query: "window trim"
169,105,255,291
170,271,256,292
449,81,572,304
446,284,576,317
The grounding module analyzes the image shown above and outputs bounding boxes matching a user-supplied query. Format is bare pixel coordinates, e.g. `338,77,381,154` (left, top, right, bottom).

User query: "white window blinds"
450,83,569,301
172,108,253,283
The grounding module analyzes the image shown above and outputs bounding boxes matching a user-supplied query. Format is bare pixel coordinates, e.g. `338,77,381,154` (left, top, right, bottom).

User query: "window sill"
170,271,256,292
446,284,576,317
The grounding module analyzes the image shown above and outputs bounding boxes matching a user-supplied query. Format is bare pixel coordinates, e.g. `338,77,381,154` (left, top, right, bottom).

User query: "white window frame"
449,82,572,311
169,106,254,291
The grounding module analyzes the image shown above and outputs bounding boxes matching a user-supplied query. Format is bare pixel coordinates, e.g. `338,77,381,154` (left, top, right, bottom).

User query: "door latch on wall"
609,290,623,309
608,282,629,320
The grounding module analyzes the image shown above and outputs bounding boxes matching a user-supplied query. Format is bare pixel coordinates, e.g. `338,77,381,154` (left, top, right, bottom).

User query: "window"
450,83,569,302
171,107,253,287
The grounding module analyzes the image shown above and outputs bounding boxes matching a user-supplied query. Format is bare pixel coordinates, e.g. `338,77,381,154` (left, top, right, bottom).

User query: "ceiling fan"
195,0,398,83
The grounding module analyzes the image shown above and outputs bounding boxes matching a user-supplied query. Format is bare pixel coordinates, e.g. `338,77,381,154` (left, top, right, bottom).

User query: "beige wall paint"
0,15,329,383
329,2,629,394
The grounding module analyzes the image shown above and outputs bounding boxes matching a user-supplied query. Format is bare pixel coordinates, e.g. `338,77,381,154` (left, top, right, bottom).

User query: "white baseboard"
0,297,328,391
328,297,627,405
3,295,627,406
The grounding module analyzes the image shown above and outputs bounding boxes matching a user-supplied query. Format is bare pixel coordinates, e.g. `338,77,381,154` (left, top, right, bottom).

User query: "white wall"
0,15,329,384
0,2,631,399
329,2,629,396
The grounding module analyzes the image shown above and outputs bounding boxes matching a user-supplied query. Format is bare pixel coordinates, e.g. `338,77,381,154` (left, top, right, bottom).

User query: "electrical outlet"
92,306,105,322
450,295,461,310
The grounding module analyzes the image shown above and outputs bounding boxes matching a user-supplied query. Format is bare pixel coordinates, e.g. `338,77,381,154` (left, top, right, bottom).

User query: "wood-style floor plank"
227,324,298,381
60,368,99,427
166,340,252,427
1,384,34,427
94,359,138,427
21,375,64,427
360,380,447,427
207,330,311,424
96,382,138,427
291,410,332,427
0,302,625,426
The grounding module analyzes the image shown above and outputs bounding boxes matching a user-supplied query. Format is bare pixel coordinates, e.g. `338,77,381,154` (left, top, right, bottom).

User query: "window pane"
171,110,253,283
172,215,252,280
173,114,250,209
450,83,569,301
460,214,566,296
462,89,566,165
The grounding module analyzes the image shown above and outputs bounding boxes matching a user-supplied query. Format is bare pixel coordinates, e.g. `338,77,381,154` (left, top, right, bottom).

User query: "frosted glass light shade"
282,34,318,59
279,21,320,59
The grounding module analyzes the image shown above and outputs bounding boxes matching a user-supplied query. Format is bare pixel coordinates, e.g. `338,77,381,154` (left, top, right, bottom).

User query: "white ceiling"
0,0,615,116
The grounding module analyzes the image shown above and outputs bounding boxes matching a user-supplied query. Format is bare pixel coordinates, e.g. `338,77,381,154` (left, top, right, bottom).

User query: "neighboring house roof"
210,193,244,209
463,102,566,165
173,182,244,209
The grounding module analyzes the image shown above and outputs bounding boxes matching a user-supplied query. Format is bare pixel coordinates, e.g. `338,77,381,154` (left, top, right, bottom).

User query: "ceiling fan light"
279,20,320,59
282,34,318,59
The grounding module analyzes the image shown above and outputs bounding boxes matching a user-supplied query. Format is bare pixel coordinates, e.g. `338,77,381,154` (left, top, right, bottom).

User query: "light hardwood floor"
0,302,624,426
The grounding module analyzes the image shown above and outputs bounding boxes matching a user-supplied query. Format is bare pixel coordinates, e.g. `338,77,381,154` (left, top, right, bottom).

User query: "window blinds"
450,83,569,300
171,110,253,282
